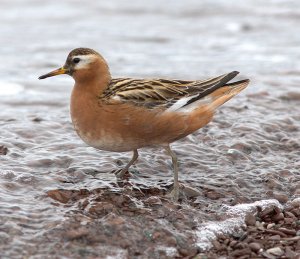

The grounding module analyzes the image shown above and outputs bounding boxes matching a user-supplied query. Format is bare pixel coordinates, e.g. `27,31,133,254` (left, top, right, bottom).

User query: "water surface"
0,0,299,257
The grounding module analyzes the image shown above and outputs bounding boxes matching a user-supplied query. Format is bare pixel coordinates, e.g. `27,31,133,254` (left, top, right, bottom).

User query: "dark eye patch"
73,58,80,64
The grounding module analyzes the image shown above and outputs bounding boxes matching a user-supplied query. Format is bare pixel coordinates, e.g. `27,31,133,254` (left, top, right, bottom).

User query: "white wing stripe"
166,95,196,111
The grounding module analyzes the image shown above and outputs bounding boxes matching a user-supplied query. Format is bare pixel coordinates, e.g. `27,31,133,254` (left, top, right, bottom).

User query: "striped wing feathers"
99,71,239,109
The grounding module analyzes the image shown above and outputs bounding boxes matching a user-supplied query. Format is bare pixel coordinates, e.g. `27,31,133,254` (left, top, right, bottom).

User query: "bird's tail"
207,79,250,110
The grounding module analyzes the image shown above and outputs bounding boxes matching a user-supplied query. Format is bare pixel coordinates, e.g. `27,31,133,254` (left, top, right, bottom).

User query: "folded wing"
100,71,248,110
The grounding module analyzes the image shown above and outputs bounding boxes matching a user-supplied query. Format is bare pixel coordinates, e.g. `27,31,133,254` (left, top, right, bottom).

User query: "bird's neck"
70,69,111,129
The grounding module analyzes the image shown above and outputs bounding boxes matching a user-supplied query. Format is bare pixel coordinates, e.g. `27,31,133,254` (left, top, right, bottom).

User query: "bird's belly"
70,101,192,152
76,129,136,152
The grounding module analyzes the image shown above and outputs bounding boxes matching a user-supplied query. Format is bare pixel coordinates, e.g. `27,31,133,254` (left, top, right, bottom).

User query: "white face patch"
72,54,96,70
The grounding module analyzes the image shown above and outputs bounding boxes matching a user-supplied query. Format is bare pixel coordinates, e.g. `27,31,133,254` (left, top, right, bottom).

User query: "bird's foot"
114,168,129,179
166,185,180,202
166,184,201,202
115,167,140,179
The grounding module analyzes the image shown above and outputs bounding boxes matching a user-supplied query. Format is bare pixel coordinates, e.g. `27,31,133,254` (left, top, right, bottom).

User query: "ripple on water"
0,0,300,257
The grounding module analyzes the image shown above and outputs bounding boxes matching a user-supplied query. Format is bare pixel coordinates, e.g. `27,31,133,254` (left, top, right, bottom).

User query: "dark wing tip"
226,78,250,86
231,71,240,76
181,71,241,108
223,71,239,82
213,71,240,88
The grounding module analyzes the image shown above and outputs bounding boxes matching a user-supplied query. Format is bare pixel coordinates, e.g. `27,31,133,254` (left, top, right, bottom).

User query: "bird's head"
39,48,110,83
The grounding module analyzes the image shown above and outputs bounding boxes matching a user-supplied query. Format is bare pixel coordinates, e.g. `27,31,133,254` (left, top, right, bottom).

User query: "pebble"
266,229,287,237
178,246,197,257
260,207,275,218
144,196,162,205
284,217,295,225
0,145,8,155
47,189,74,204
272,212,284,222
104,214,126,225
285,211,297,219
266,223,275,229
273,193,289,204
223,239,230,246
64,227,89,240
266,247,284,256
229,240,237,247
218,234,227,240
269,235,281,240
181,185,201,197
290,198,300,208
248,242,261,252
0,232,10,244
261,251,276,259
164,236,177,246
255,221,265,230
285,247,298,258
88,201,114,215
230,248,251,257
278,227,296,236
296,240,300,250
245,213,256,226
205,190,224,200
291,208,300,217
212,240,221,250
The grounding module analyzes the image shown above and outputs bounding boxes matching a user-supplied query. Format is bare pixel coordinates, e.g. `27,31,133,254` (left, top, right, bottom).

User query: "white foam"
0,82,24,96
156,246,178,257
196,199,282,251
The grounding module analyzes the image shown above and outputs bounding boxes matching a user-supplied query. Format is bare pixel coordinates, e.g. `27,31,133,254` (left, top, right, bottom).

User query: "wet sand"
0,0,300,258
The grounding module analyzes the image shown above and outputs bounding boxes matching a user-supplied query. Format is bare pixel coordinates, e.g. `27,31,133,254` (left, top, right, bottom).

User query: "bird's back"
100,71,248,111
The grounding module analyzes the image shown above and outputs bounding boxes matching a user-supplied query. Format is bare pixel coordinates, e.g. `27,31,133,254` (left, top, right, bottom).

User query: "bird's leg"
164,145,179,201
116,149,139,179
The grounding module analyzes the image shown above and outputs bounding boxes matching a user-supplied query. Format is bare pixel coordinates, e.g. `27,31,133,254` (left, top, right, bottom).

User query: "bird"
39,47,249,201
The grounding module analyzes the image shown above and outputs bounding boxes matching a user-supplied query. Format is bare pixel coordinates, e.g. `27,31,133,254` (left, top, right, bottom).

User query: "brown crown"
67,48,100,59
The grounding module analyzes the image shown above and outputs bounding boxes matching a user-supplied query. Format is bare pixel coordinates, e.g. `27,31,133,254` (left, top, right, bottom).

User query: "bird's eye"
73,58,80,64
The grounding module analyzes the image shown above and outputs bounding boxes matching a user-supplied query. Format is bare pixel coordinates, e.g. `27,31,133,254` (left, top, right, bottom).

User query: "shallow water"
0,0,300,258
